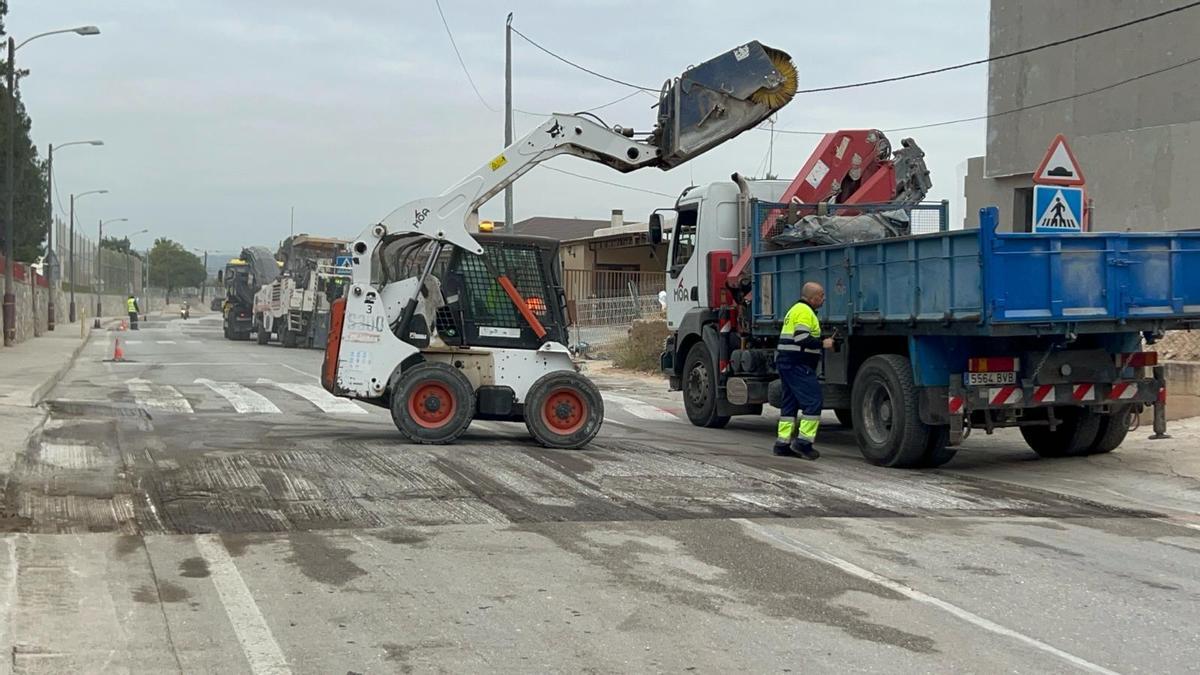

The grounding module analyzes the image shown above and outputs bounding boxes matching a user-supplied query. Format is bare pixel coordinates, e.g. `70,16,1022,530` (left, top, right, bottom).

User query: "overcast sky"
13,0,988,252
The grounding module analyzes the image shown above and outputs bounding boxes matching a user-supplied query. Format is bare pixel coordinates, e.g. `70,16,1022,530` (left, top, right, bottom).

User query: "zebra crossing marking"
257,378,368,415
602,392,679,422
195,379,282,414
125,378,194,413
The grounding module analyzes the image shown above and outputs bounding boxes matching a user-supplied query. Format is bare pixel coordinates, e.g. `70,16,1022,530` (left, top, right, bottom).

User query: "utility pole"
68,194,75,322
46,144,55,329
94,218,103,328
200,250,208,303
504,13,513,232
3,37,16,346
290,206,294,237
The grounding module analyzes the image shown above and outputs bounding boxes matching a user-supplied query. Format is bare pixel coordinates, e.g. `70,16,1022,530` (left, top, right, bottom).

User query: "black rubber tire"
916,425,958,468
391,362,475,444
1019,407,1103,458
255,316,269,345
524,371,605,449
682,342,730,429
851,354,935,468
834,408,854,429
1087,406,1132,455
280,323,297,348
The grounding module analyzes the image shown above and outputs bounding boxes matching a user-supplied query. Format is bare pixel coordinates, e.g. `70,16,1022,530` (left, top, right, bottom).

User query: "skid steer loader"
321,41,797,448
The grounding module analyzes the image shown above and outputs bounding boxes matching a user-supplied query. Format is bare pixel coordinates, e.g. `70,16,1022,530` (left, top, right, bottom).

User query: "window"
669,205,699,277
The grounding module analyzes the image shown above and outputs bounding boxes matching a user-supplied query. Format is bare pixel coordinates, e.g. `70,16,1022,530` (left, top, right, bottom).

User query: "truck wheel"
1019,407,1102,458
834,408,854,429
391,362,475,444
851,354,933,468
683,342,730,428
1087,405,1132,455
916,425,958,468
280,324,297,348
255,316,269,345
524,371,604,449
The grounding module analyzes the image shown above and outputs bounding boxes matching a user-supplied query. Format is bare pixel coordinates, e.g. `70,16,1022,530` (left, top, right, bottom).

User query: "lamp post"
3,25,100,345
191,248,209,304
93,217,128,327
45,140,102,330
67,189,107,323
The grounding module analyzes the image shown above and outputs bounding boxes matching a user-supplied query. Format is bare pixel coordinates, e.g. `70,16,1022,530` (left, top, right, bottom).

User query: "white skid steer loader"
321,41,797,448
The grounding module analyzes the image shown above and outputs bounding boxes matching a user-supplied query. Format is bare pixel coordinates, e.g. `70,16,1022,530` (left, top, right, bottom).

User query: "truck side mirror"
216,270,223,282
648,213,664,246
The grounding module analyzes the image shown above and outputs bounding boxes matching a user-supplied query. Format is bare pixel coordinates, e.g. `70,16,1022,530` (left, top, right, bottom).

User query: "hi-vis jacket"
777,300,822,368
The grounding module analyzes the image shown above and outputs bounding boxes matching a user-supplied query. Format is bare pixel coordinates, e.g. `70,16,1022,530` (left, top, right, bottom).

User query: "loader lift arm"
346,41,798,338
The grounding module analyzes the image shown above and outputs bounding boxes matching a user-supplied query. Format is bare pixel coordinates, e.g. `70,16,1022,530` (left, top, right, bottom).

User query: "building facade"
964,0,1200,231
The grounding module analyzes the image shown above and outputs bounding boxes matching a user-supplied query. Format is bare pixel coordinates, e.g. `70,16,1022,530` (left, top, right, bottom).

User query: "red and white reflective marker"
1072,383,1095,402
1032,384,1055,404
989,386,1022,406
1109,382,1139,400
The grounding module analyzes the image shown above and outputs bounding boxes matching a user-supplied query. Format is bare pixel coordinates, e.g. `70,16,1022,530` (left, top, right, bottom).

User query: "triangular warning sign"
1033,134,1085,186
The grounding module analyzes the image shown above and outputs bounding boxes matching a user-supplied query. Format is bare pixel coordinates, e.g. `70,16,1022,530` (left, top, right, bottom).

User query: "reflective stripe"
778,344,807,352
798,417,820,442
802,348,822,355
793,327,812,338
777,418,794,442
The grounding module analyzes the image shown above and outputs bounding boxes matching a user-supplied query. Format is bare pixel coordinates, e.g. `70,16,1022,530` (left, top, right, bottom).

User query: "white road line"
257,378,367,415
602,392,678,421
156,340,177,345
736,519,1118,675
124,340,142,345
194,535,291,674
126,378,194,413
196,379,282,414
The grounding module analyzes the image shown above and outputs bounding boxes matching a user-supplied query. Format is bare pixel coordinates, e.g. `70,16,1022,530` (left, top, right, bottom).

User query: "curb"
28,323,98,407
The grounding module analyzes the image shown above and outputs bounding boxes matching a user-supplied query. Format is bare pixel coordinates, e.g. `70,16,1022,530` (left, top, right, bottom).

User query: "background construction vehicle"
253,235,350,349
218,246,277,341
321,41,798,448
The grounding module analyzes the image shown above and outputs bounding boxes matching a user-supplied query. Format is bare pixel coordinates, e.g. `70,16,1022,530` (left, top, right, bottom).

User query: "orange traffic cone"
112,338,125,362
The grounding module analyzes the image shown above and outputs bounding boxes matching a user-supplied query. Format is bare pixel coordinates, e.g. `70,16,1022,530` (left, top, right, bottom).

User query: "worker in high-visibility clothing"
773,281,834,459
126,295,140,331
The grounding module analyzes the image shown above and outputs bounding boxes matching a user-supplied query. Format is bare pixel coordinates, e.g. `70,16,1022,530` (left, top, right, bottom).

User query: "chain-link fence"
1157,331,1200,362
52,219,144,295
569,293,665,354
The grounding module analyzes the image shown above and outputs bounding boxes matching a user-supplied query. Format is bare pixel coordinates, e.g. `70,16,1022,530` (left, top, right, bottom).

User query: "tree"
148,238,206,303
0,2,52,263
101,235,140,258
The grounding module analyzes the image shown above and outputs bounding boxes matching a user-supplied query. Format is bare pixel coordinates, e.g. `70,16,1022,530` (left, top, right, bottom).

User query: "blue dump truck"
659,177,1200,467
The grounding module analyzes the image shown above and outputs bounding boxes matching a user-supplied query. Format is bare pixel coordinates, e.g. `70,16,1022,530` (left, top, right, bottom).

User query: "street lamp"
45,139,103,330
191,247,210,304
3,25,101,345
67,189,107,323
94,217,128,326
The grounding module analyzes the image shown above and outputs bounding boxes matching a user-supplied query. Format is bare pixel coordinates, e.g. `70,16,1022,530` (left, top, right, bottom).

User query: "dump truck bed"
750,204,1200,337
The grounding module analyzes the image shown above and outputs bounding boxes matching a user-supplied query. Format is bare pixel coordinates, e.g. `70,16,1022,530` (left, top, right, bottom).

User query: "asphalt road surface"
6,314,1200,673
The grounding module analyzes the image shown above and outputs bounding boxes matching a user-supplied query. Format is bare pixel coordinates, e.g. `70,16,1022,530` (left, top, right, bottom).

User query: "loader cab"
376,233,570,351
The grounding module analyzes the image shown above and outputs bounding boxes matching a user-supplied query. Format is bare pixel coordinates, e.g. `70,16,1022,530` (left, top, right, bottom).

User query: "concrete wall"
966,1,1200,232
9,284,163,346
986,0,1200,177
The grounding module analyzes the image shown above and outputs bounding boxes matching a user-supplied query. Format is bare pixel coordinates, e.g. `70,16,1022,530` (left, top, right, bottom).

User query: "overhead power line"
509,26,658,92
797,1,1200,93
432,0,497,112
542,166,674,198
768,53,1200,136
512,89,648,118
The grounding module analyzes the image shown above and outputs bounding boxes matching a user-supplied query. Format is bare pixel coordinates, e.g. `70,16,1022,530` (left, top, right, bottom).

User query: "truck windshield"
669,205,698,276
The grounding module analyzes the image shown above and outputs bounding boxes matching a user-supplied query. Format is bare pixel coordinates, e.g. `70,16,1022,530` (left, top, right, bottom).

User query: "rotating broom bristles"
751,47,798,111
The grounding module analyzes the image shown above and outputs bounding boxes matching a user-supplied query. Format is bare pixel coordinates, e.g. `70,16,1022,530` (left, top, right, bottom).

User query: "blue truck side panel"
751,204,1200,332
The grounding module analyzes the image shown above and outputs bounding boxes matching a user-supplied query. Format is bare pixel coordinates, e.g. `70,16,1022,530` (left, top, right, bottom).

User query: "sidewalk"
0,321,95,408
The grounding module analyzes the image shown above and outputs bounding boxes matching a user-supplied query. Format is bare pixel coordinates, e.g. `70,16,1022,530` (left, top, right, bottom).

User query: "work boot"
772,441,798,457
791,439,820,461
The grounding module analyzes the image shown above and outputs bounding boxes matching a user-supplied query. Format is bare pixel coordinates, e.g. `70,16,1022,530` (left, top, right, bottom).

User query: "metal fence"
569,293,665,353
52,219,144,295
563,269,666,304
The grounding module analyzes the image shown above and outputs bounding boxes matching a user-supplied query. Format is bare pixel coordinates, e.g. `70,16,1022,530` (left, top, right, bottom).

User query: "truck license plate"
965,371,1016,386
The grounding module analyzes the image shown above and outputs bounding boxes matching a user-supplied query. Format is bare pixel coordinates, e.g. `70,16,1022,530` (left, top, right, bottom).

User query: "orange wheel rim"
408,382,455,429
541,387,586,435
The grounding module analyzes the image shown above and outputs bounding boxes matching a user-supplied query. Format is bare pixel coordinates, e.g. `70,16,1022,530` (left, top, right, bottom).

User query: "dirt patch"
611,319,669,373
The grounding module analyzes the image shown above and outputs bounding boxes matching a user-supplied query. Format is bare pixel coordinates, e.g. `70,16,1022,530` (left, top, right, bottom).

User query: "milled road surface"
3,314,1200,672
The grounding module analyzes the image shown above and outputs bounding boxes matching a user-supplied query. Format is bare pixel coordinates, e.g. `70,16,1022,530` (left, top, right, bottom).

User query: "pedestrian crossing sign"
1032,185,1084,233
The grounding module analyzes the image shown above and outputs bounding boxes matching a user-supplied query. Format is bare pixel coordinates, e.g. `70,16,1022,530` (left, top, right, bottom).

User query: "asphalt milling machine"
321,41,798,448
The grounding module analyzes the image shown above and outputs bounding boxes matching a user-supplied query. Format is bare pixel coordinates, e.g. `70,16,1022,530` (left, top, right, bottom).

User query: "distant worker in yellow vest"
126,295,140,331
774,282,834,459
